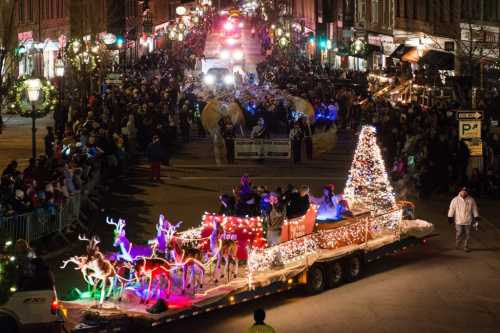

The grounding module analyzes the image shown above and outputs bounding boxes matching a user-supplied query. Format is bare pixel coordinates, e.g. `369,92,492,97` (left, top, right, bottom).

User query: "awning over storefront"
421,50,454,70
401,48,419,63
389,44,414,59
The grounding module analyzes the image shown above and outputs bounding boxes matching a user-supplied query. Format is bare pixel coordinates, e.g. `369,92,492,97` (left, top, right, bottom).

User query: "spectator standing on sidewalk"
221,117,236,164
448,187,480,252
246,308,276,333
289,122,303,163
44,127,55,158
146,135,165,182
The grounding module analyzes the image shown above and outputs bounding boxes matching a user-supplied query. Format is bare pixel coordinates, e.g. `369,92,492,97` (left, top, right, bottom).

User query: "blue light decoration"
246,101,257,115
314,104,337,122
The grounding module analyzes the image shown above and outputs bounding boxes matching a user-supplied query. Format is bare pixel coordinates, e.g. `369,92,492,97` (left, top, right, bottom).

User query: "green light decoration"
6,76,58,117
64,38,103,72
350,39,366,56
0,236,17,305
278,36,290,48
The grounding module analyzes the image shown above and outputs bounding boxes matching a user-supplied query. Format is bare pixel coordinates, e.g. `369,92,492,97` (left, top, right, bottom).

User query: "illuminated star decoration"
344,125,395,212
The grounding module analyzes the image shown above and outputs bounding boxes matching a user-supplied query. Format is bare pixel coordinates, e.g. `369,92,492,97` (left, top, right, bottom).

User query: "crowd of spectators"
365,94,500,199
0,24,210,218
257,50,500,200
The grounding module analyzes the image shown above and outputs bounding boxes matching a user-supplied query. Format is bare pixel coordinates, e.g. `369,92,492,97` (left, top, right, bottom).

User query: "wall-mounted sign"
176,6,187,16
18,31,33,41
102,33,117,45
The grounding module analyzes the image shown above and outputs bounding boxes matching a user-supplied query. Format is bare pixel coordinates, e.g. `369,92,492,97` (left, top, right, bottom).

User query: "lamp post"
25,78,42,160
55,55,65,136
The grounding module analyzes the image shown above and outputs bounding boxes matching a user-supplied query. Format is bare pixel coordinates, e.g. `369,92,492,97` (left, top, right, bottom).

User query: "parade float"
196,84,337,163
61,126,435,332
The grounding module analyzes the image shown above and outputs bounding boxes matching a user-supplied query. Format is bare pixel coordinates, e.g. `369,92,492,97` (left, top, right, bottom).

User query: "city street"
52,131,500,333
0,113,53,168
2,3,500,333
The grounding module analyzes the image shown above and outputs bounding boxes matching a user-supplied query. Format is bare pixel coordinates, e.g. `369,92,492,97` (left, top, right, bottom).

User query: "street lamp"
55,56,65,77
25,78,42,160
55,55,65,135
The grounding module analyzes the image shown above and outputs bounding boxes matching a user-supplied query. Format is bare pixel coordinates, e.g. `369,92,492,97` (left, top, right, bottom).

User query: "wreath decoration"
6,76,58,117
64,38,102,72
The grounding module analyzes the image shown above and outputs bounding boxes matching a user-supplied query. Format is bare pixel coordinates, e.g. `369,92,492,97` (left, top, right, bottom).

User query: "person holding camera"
448,187,479,252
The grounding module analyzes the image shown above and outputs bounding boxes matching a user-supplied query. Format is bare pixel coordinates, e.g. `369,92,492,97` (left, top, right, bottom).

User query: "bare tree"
0,0,18,124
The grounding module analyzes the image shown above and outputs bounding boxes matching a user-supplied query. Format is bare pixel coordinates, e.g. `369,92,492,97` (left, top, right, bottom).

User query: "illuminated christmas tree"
344,126,395,212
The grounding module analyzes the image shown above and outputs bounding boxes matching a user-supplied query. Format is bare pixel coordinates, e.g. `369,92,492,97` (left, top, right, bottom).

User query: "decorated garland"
64,38,103,73
6,76,58,117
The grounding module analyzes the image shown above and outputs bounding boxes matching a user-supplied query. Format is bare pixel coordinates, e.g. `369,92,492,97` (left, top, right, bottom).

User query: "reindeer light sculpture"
61,235,125,306
107,217,152,262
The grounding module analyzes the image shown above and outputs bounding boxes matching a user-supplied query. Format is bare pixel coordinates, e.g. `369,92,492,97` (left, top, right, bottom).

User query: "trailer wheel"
325,261,344,288
344,255,363,282
306,264,325,294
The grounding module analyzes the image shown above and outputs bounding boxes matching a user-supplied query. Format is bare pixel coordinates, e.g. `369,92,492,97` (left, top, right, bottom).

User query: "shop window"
484,0,498,21
371,0,379,24
43,49,55,79
18,0,25,23
27,0,33,21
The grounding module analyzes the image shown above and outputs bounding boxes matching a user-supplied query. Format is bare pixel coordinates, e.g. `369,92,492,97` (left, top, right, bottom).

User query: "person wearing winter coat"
146,135,165,182
448,187,479,252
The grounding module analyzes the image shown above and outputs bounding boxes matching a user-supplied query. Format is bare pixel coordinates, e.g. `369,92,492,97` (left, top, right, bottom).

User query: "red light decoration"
200,213,266,260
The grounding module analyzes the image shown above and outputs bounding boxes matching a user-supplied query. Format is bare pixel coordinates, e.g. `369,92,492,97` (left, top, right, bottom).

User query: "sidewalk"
0,112,53,168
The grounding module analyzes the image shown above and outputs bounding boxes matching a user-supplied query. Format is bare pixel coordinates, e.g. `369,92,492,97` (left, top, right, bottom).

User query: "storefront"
17,30,65,79
367,34,397,70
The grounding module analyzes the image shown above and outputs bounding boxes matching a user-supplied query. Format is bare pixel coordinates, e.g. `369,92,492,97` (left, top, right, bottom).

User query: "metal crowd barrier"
0,161,103,243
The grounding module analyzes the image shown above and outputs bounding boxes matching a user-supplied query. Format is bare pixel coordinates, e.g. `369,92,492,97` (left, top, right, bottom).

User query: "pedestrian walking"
289,122,303,163
246,308,276,333
146,135,165,182
448,187,480,252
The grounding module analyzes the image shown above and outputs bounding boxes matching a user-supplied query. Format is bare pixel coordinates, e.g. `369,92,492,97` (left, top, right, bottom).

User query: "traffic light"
308,32,315,45
319,37,327,50
116,36,125,48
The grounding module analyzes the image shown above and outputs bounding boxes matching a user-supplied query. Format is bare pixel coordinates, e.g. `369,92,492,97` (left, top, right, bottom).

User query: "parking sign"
459,120,481,139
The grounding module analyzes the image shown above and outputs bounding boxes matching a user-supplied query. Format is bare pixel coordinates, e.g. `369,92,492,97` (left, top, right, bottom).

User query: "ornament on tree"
344,126,395,212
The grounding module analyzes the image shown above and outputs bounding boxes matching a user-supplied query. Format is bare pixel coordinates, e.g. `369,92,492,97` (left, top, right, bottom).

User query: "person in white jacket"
448,187,479,252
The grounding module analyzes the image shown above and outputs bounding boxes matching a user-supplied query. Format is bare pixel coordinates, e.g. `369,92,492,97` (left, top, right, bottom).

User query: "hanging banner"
234,139,290,159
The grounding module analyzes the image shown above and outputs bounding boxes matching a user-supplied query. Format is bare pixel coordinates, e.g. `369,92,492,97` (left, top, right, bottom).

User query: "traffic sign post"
456,110,483,172
459,120,481,139
456,110,483,120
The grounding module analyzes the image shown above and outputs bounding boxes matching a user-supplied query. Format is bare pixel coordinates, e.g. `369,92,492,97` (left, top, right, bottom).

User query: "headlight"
223,75,234,85
233,50,244,61
220,49,230,60
204,75,215,85
226,38,236,45
238,22,244,28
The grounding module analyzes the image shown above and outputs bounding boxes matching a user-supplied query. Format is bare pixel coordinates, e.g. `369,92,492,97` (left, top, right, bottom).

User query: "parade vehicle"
60,126,436,333
0,241,64,333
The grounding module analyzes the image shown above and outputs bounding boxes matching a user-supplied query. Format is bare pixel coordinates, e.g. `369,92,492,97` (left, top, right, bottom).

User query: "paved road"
52,130,500,333
0,113,53,168
203,21,264,76
51,21,500,333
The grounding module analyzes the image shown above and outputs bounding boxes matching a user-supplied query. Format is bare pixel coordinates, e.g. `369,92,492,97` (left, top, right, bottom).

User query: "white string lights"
344,126,396,212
